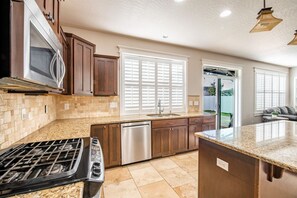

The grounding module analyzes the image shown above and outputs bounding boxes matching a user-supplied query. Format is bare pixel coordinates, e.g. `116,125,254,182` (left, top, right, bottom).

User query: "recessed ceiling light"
174,0,184,2
163,35,168,39
220,10,232,18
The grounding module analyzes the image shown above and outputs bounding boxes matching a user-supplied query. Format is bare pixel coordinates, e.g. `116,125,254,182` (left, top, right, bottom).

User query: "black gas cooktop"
0,138,104,198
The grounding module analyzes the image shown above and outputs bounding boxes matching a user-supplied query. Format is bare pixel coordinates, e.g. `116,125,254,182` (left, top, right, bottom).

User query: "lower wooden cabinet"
171,126,188,153
91,124,121,168
152,119,188,158
152,128,171,158
189,124,202,150
189,115,216,150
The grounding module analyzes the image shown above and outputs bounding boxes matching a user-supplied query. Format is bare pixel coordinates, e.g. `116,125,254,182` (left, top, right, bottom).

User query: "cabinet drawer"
152,118,188,129
203,116,216,123
189,117,203,125
189,124,203,133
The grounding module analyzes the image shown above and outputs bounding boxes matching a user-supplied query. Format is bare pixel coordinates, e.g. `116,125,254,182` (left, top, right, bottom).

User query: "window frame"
120,53,187,116
254,68,287,114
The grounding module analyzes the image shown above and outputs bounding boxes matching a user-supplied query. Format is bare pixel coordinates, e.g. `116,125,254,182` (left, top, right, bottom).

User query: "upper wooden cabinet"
94,55,118,96
64,33,96,95
35,0,60,35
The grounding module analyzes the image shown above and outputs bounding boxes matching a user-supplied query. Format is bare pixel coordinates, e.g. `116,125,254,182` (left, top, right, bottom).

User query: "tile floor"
101,151,198,198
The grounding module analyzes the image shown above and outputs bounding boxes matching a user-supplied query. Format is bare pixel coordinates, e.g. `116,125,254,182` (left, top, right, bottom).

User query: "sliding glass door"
218,78,235,128
203,76,235,129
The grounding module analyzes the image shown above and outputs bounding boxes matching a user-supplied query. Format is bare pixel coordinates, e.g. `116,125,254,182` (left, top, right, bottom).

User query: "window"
255,69,286,113
121,54,186,115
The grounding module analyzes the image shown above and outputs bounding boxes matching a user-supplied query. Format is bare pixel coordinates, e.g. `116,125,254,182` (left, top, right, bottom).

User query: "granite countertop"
195,120,297,173
17,112,214,144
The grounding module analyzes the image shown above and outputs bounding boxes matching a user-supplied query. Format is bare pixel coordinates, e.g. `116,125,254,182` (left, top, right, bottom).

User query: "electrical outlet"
194,101,199,106
216,158,229,171
21,108,28,120
110,102,117,108
45,105,48,114
64,103,70,110
189,101,194,106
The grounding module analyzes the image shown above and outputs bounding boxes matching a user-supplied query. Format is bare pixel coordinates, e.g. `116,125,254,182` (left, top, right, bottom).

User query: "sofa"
263,106,297,121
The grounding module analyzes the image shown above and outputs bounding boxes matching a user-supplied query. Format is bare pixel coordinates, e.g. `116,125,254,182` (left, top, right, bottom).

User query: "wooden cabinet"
64,33,95,95
152,118,188,158
199,139,259,198
91,124,121,168
94,55,118,96
35,0,60,35
189,124,202,150
152,128,171,158
60,28,69,94
171,126,188,153
189,115,216,150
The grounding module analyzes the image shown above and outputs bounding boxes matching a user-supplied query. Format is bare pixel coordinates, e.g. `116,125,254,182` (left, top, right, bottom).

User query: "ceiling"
60,0,297,67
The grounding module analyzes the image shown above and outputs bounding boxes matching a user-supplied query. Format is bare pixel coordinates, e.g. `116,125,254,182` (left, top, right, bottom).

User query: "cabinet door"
171,126,188,154
73,39,94,95
152,129,162,158
108,124,121,167
94,57,118,96
91,125,109,167
152,128,171,158
35,0,59,35
189,125,202,150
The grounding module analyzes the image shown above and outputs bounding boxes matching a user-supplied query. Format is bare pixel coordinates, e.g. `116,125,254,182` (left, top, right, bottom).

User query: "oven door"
23,0,65,88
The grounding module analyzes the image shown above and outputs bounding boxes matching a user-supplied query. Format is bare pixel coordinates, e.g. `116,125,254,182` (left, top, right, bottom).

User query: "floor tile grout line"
149,158,185,198
102,152,198,198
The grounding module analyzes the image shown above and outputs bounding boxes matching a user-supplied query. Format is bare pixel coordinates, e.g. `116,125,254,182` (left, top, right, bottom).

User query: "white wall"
290,67,297,107
63,26,290,125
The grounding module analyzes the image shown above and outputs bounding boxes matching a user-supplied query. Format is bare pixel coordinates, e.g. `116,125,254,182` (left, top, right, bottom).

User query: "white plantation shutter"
171,63,184,111
123,58,140,113
121,54,186,115
255,69,287,113
142,60,156,111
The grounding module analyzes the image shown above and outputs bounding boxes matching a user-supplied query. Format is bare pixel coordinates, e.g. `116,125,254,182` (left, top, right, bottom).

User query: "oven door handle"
50,50,66,88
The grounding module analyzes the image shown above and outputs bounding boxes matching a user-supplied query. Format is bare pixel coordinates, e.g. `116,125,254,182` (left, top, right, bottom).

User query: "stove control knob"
92,162,101,177
92,138,98,144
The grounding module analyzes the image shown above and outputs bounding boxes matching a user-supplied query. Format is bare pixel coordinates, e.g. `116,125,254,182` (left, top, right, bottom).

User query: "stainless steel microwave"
0,0,65,91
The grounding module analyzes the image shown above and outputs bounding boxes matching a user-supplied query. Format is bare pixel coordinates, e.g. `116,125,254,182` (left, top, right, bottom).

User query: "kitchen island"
195,121,297,198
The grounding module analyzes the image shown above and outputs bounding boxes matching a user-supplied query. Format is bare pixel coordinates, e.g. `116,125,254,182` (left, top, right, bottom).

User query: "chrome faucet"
157,99,164,115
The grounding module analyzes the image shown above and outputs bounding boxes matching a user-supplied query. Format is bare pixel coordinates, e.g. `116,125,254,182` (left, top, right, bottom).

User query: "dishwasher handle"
122,124,150,129
121,121,151,129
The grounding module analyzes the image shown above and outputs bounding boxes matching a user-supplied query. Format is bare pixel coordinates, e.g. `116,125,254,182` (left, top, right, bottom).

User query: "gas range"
0,137,104,198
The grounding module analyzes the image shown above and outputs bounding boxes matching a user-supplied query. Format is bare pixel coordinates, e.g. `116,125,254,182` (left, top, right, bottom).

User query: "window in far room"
254,68,286,113
120,53,187,115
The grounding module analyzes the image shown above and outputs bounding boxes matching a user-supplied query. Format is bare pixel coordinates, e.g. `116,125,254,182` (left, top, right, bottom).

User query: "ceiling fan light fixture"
250,7,283,33
288,30,297,45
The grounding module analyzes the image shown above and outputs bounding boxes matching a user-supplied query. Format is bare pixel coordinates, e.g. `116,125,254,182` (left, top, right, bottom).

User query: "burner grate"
0,138,83,185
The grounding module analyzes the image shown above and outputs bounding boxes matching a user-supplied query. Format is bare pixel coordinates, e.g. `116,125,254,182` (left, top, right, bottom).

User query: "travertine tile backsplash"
0,91,56,149
0,92,120,149
56,95,120,119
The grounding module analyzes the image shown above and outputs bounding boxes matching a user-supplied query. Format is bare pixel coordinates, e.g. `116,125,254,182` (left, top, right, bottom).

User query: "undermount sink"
146,113,180,117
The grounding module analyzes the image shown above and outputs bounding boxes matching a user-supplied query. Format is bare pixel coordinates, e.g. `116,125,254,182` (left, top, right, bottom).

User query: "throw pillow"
279,106,289,114
286,106,296,115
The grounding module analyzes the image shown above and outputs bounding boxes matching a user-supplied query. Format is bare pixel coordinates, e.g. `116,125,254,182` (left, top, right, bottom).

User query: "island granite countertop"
16,112,214,145
195,120,297,173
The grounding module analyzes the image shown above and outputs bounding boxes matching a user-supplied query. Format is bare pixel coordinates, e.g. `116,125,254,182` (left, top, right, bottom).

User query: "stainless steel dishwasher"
121,121,151,165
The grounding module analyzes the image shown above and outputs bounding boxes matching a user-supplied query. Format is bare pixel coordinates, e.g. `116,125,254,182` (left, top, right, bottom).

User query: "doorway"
203,67,238,129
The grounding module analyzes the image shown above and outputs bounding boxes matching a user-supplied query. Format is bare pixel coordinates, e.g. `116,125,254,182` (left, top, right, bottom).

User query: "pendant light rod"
263,0,266,8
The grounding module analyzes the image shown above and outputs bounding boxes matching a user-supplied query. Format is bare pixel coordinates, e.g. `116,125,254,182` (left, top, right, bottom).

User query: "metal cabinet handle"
103,126,106,129
44,12,55,23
